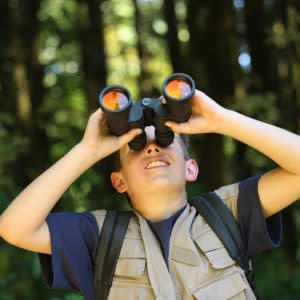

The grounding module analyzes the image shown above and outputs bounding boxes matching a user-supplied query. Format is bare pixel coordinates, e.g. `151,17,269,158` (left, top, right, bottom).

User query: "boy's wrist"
75,142,104,168
213,107,232,135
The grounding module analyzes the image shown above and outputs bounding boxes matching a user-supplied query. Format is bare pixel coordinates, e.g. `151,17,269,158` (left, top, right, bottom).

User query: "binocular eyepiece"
99,73,195,151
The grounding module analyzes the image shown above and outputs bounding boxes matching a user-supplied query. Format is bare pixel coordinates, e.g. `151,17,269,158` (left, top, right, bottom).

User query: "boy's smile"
144,158,170,170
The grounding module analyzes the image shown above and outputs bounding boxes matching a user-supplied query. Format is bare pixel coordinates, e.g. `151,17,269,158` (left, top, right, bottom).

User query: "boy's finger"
159,96,167,104
94,108,104,119
119,128,143,146
165,121,190,133
87,108,103,124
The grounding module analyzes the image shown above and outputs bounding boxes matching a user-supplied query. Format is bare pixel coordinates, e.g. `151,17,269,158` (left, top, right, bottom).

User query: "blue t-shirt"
39,176,282,300
148,203,187,265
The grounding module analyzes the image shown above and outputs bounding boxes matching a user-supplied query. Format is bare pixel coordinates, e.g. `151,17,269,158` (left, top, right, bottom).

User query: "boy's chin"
146,176,183,190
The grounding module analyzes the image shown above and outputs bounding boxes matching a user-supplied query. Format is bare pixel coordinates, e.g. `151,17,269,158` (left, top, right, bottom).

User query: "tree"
0,0,49,187
186,0,237,189
163,0,183,72
77,0,107,112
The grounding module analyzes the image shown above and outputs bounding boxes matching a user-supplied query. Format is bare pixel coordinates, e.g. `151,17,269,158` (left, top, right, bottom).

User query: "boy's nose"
145,143,161,155
143,126,161,155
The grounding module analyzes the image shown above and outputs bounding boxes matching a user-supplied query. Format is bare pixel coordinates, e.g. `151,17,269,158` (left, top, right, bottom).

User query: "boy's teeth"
146,161,167,169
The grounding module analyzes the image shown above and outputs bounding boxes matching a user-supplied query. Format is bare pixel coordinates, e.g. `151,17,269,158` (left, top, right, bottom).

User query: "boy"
0,89,299,299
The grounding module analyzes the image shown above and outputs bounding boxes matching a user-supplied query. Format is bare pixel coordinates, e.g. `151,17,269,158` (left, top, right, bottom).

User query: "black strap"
94,210,132,300
189,193,258,298
197,192,246,259
189,195,241,261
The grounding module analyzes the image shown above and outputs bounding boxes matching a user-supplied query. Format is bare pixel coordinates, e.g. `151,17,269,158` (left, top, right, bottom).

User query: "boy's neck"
130,190,188,222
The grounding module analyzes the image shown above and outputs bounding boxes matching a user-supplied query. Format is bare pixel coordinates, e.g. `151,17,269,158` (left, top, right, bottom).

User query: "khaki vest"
92,183,257,300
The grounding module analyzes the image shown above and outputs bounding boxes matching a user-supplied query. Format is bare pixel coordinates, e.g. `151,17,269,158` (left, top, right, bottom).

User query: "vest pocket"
115,258,146,278
113,237,152,288
191,272,248,300
108,237,156,299
113,257,153,291
112,258,154,299
193,224,236,269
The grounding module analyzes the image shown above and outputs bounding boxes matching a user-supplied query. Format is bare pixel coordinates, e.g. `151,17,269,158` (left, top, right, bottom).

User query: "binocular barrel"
98,73,195,150
162,73,195,123
98,85,132,136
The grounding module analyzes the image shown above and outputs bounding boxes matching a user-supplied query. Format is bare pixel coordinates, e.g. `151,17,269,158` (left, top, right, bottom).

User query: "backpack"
93,192,258,299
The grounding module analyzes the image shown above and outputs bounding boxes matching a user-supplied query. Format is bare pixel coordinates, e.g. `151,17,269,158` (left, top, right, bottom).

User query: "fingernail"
135,128,143,134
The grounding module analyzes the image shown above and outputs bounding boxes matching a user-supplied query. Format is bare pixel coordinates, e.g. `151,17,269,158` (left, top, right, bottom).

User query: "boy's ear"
185,159,199,182
110,172,128,193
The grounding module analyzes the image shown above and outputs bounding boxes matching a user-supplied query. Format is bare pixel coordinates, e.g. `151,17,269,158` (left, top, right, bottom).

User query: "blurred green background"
0,0,300,299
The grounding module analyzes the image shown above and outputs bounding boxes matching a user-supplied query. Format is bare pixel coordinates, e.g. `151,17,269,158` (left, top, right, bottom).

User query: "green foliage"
253,249,300,300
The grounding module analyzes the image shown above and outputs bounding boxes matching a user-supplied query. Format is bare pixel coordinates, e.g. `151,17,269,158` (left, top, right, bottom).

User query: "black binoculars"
98,73,195,151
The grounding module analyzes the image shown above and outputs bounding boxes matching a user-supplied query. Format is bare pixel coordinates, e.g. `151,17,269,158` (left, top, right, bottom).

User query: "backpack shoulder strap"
188,192,258,298
189,193,242,261
199,192,246,257
93,210,133,300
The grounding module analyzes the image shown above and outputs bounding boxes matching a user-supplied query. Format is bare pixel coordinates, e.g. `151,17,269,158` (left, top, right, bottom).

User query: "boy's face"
110,126,198,200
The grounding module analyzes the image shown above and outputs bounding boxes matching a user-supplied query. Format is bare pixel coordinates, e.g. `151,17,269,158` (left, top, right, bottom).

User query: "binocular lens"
102,90,129,111
165,79,192,100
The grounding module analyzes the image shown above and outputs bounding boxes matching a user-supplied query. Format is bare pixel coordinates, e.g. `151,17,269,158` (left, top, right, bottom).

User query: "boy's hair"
110,133,190,172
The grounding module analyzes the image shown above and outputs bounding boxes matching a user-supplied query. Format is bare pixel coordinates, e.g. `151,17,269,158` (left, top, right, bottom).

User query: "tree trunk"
0,0,16,113
132,0,154,97
8,0,48,185
77,0,107,111
76,0,117,202
278,0,300,131
163,0,183,72
244,0,279,92
186,0,236,190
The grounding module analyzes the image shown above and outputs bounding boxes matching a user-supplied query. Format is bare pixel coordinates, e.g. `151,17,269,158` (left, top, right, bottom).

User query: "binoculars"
98,73,195,151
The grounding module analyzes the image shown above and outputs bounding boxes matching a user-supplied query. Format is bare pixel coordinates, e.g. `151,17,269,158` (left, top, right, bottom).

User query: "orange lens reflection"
165,79,192,99
102,90,129,110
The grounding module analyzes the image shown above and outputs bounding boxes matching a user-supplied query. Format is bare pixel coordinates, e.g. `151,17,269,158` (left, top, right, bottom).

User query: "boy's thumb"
120,128,143,145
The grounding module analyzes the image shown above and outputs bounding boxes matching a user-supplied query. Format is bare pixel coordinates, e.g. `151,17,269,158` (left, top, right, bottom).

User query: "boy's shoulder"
213,182,240,220
90,209,107,229
91,209,141,236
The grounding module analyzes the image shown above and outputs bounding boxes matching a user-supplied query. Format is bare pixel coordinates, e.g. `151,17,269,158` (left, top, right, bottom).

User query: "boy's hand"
164,90,226,134
80,108,142,162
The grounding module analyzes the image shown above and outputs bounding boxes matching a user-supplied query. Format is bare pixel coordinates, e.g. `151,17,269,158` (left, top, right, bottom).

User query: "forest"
0,0,300,299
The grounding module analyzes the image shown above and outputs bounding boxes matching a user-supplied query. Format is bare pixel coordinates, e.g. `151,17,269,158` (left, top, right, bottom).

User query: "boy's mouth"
144,160,170,170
